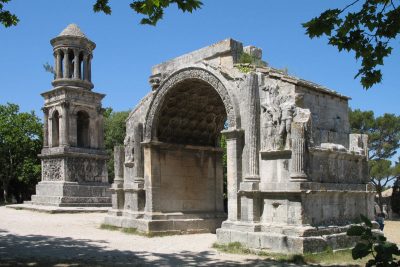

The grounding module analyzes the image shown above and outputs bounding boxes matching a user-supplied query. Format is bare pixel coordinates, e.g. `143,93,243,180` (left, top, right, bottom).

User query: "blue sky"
0,0,399,118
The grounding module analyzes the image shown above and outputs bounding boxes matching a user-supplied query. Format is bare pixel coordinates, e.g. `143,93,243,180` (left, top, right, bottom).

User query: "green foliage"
303,1,400,89
100,223,178,237
347,214,400,266
43,62,56,79
93,0,202,25
349,109,400,212
1,0,202,27
0,0,18,27
0,103,42,203
213,242,367,265
103,108,130,182
349,109,400,160
238,52,267,67
235,52,268,73
235,64,253,73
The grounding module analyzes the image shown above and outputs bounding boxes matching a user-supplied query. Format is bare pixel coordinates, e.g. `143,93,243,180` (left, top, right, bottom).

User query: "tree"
0,0,202,28
390,159,400,214
370,159,399,213
0,103,42,203
303,0,400,89
349,108,400,211
103,108,130,182
349,109,400,160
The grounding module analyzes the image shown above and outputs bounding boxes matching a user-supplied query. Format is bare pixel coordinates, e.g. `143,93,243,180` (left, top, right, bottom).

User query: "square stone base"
216,220,359,254
30,181,111,207
103,211,227,234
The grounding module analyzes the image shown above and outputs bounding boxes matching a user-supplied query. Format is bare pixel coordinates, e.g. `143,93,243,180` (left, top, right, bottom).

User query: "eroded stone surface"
30,24,111,208
102,39,373,253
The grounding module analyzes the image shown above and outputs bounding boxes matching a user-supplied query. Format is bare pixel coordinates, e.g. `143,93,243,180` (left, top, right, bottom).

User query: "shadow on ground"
0,229,300,267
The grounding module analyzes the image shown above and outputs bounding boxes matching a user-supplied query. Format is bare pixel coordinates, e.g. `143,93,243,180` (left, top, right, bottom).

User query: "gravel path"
2,207,398,266
0,206,295,266
384,220,400,245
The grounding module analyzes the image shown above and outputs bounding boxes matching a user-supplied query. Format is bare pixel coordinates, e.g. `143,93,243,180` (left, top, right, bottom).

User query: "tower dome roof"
59,24,86,38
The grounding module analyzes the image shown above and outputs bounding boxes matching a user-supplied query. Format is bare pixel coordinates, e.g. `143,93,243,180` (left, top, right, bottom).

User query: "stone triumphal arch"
104,38,374,253
30,25,373,254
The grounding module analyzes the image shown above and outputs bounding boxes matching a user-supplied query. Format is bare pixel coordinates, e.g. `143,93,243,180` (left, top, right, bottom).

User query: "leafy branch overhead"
94,0,203,26
1,0,202,27
0,0,18,27
303,0,400,89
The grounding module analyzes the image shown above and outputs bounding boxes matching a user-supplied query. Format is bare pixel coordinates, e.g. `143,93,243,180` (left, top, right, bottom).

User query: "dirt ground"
384,220,400,245
0,206,399,266
0,207,294,266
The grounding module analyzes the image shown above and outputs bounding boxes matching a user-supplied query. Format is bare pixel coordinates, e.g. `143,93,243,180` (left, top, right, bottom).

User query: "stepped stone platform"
7,203,109,214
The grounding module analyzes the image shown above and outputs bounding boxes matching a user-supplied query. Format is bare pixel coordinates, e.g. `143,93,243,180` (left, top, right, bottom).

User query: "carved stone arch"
49,106,62,119
144,67,239,141
70,105,95,118
49,107,61,147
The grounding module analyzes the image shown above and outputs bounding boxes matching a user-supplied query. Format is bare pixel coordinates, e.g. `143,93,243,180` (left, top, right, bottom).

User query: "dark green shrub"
347,214,400,266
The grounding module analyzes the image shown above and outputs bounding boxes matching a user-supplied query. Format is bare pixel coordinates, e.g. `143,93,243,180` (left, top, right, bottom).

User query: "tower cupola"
50,24,95,90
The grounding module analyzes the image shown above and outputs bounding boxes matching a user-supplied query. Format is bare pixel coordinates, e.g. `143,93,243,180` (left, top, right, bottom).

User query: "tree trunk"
377,184,384,214
2,180,8,204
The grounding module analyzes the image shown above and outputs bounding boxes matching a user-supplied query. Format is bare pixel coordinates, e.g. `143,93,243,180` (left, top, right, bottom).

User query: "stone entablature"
103,38,373,253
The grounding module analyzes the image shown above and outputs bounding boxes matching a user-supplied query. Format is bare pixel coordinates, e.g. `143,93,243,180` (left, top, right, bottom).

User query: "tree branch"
340,0,362,14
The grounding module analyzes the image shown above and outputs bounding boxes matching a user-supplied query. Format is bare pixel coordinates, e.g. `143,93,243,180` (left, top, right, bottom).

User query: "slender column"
244,73,260,182
55,50,62,79
60,102,69,146
290,122,307,180
113,146,125,210
87,54,92,82
83,53,89,81
134,123,144,181
42,107,49,147
222,129,244,221
62,48,70,79
73,49,80,79
98,108,105,149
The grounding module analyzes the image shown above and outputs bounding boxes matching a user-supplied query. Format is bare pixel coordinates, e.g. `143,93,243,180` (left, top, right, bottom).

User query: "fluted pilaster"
290,122,307,180
134,123,144,181
42,107,49,147
244,73,260,182
60,101,69,146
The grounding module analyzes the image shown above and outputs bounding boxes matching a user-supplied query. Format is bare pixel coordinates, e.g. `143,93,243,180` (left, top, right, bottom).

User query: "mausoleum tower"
30,24,111,207
51,24,95,90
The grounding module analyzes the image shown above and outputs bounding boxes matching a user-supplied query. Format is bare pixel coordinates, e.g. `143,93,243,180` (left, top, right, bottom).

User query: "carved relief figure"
124,135,135,167
278,97,295,149
261,84,295,150
42,159,62,181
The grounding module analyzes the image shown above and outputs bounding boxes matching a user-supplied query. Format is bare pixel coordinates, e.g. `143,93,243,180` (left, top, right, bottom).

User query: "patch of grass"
100,224,181,238
213,242,371,266
235,64,254,73
238,52,267,67
100,224,120,231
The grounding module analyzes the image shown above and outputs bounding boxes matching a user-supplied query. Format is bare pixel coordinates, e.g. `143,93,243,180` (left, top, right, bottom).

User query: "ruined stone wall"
296,85,350,148
124,92,153,184
302,191,375,226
